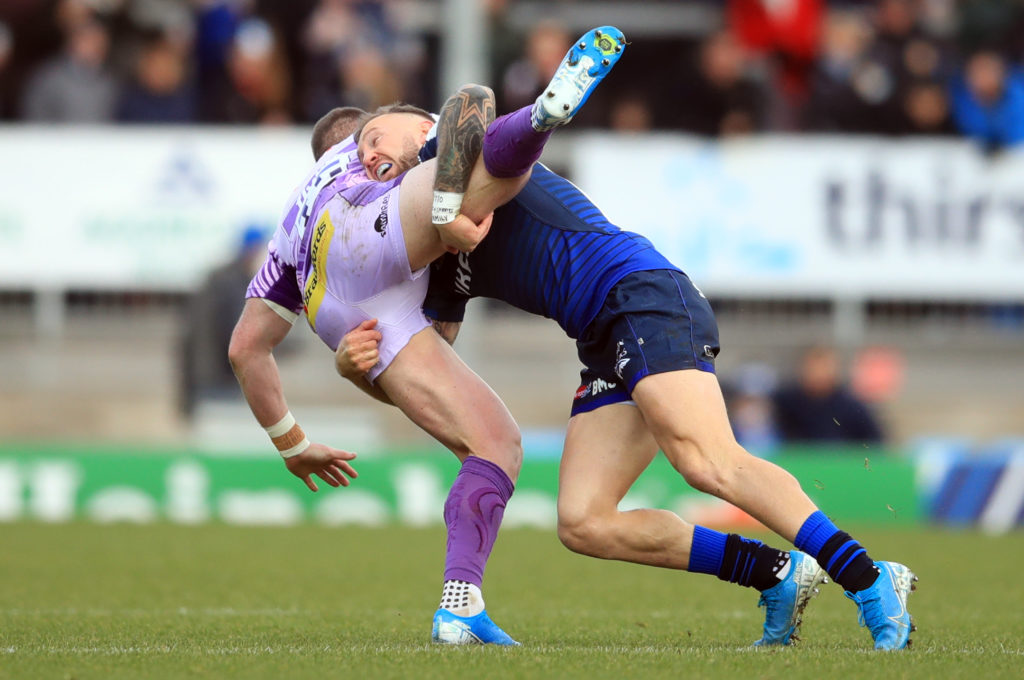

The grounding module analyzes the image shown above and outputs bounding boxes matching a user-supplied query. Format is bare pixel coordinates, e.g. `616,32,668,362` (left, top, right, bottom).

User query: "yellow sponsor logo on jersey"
303,210,335,331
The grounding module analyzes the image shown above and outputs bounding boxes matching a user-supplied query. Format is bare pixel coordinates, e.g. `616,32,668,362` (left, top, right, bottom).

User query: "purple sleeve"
245,250,303,313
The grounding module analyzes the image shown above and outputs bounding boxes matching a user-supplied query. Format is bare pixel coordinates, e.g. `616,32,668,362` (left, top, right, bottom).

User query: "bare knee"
473,429,523,483
557,511,608,558
668,439,748,497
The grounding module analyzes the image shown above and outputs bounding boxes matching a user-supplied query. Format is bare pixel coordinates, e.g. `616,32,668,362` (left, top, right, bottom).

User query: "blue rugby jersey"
422,162,679,339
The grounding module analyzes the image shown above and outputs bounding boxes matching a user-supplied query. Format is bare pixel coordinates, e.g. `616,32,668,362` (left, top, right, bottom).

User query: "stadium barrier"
915,438,1024,533
3,129,1022,302
0,444,918,528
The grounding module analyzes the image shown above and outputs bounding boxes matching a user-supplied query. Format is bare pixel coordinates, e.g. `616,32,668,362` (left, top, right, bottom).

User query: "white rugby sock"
439,580,485,617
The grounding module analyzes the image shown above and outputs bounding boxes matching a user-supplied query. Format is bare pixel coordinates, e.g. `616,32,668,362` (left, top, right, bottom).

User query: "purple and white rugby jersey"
245,134,369,314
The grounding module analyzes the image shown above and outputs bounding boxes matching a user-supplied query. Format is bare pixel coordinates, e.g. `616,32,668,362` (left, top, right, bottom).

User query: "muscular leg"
630,369,816,541
631,369,884,591
557,403,698,568
558,402,799,588
375,326,521,481
376,327,520,643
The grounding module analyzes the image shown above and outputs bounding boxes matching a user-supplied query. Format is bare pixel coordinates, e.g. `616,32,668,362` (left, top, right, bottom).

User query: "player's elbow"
227,322,261,375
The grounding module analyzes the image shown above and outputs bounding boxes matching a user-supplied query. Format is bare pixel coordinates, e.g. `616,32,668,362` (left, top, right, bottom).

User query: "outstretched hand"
284,443,358,492
437,212,493,254
336,318,382,379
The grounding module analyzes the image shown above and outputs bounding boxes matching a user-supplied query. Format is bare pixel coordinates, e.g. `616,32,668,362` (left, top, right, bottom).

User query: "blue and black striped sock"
687,526,790,591
795,511,878,593
716,535,792,591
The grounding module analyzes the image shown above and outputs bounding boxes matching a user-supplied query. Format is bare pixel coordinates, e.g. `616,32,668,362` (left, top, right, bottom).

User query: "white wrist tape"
278,436,311,459
264,411,296,438
432,191,464,225
264,411,311,458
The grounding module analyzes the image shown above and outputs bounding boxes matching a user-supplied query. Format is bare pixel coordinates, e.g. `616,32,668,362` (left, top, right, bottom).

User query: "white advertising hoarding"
573,134,1024,299
0,126,313,290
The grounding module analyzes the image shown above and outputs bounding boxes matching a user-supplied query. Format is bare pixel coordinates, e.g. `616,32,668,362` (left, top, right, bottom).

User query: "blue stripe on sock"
740,554,757,587
834,548,866,581
689,525,727,575
794,510,839,558
729,554,742,583
825,540,858,574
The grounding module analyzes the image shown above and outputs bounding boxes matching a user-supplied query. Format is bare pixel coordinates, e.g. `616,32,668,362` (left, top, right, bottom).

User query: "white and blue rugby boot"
753,551,828,647
431,608,521,646
531,26,627,131
845,561,918,650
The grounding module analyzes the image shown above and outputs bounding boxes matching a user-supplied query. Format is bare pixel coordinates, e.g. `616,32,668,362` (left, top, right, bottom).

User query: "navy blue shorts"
571,269,720,416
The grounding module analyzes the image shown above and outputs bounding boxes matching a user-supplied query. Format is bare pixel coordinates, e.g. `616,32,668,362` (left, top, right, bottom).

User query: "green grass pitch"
1,523,1022,679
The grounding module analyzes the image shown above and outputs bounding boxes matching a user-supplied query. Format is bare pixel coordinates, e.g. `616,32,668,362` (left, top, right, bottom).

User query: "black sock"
816,531,879,592
717,534,792,592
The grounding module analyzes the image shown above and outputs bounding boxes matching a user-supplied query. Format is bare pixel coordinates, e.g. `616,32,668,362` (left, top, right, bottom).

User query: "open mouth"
375,162,393,180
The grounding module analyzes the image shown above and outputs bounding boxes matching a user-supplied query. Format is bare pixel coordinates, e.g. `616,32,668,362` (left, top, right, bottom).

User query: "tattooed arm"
430,318,463,346
431,84,496,252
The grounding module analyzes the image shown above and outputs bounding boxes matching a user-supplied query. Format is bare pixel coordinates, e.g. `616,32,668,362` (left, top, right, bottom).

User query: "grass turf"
1,523,1022,679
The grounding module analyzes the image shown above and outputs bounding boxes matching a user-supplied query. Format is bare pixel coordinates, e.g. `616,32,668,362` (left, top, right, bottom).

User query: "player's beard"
393,135,422,175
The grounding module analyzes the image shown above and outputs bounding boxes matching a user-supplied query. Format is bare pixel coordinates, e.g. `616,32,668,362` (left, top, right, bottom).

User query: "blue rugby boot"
754,551,828,646
431,608,520,646
531,26,627,131
845,561,918,650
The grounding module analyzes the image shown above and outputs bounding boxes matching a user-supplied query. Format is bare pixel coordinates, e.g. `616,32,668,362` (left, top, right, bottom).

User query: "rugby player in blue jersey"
335,81,918,654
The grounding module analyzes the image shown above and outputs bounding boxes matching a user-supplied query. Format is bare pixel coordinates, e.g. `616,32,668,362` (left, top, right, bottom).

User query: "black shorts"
570,269,720,416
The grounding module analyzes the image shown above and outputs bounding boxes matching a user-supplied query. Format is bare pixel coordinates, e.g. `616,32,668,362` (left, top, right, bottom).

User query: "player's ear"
418,119,434,137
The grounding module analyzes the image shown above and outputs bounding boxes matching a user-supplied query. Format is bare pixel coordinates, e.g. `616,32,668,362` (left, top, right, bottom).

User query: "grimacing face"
357,113,432,182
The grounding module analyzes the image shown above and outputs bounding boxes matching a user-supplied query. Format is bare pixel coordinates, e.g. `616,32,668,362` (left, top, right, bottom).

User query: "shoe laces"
757,589,785,629
851,590,884,632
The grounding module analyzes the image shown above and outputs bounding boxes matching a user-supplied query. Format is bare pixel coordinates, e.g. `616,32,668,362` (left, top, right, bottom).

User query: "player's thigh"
558,403,659,523
376,327,522,478
631,368,740,467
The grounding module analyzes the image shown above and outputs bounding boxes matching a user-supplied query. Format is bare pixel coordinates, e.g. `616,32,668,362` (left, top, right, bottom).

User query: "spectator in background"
180,224,269,419
302,0,408,122
727,0,824,130
118,31,197,123
336,42,402,112
193,0,244,122
809,0,950,135
609,91,654,133
215,18,292,124
859,0,950,133
500,19,570,113
950,49,1024,151
725,363,781,458
0,21,12,120
20,14,118,122
662,30,764,136
900,78,955,135
773,345,885,445
806,11,874,131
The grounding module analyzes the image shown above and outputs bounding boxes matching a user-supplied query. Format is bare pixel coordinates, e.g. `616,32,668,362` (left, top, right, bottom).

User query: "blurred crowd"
1,0,1023,150
723,344,895,456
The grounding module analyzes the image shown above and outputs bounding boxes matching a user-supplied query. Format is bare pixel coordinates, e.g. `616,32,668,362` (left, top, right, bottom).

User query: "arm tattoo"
434,85,496,195
429,318,462,345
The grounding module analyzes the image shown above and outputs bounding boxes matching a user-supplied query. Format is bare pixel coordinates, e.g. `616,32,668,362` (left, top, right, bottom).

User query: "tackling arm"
430,318,462,346
431,84,497,252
